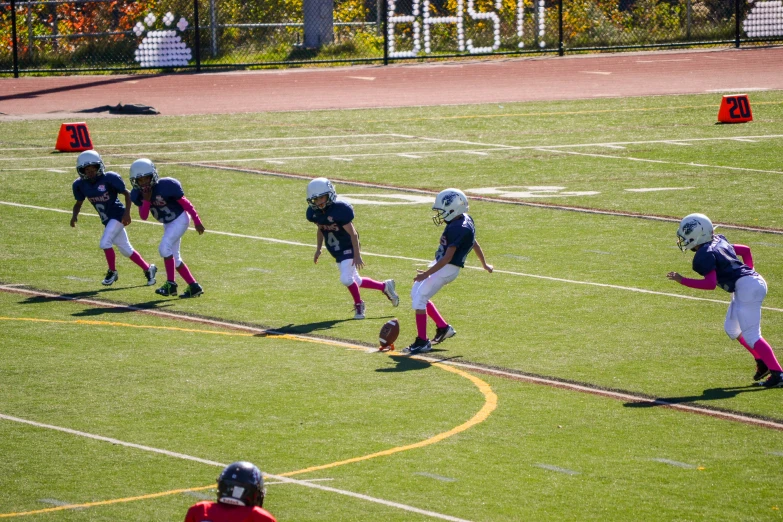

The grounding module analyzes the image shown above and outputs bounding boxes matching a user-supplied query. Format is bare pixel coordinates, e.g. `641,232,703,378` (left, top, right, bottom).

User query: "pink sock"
753,338,783,372
738,335,758,357
128,251,150,271
416,312,428,340
164,257,176,282
176,262,197,285
347,282,362,304
426,301,448,329
103,248,116,271
360,278,385,291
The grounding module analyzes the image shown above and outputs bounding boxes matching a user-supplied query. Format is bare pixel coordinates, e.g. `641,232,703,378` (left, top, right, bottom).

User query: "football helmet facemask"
217,461,266,507
307,177,336,210
129,158,159,190
432,188,469,225
677,213,714,252
76,150,105,181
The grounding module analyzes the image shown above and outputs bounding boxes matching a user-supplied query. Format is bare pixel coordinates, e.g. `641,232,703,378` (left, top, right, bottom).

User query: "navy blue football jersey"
692,234,756,293
131,177,186,224
306,199,356,262
72,171,127,226
436,214,475,268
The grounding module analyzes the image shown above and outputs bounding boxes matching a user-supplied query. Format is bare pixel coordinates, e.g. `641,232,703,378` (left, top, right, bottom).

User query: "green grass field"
1,91,783,521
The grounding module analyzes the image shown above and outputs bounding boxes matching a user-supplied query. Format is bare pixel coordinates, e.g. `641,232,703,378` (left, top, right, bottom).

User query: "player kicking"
404,188,493,355
129,158,205,299
306,177,399,319
668,213,783,387
70,150,156,287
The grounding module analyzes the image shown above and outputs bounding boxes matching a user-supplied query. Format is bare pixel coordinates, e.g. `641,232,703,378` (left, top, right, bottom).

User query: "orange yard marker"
55,122,94,152
717,94,753,123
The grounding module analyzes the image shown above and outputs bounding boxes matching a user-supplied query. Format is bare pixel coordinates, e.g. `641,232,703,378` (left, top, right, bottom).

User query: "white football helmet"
307,177,336,210
129,158,159,190
432,188,469,225
76,150,105,180
677,213,714,252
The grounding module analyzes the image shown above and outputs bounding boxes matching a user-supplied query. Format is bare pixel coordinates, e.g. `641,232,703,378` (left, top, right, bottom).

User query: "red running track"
0,47,781,117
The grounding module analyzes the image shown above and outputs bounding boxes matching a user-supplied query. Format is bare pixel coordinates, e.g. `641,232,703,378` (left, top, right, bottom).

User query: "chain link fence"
1,0,782,74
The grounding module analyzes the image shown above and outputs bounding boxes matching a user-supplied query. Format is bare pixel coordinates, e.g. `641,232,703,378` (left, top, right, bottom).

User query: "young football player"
667,213,783,387
129,158,205,298
184,461,277,522
404,188,493,355
70,150,157,286
306,177,399,319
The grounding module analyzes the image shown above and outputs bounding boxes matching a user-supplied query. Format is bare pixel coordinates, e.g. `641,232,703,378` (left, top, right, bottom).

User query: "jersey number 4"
326,232,341,251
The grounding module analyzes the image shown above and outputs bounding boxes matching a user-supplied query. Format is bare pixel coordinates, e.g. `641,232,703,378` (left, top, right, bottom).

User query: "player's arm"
343,222,364,269
733,244,754,269
70,200,83,227
121,189,132,226
314,228,324,264
177,197,204,235
666,269,717,290
472,240,493,273
415,246,456,282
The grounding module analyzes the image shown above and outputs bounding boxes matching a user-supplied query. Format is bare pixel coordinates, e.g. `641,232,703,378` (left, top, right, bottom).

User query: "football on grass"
379,318,400,351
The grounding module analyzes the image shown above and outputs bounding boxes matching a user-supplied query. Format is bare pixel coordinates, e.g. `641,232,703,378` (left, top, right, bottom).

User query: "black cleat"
180,282,204,299
101,270,118,286
432,324,456,345
155,280,178,297
754,359,770,381
760,371,783,388
403,337,432,355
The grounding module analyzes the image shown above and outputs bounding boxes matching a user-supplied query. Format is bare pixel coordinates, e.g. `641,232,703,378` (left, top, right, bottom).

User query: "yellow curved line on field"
0,316,496,518
281,361,497,477
0,486,215,518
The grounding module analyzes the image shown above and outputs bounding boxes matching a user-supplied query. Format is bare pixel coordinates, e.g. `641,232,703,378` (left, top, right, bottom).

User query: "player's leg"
723,296,763,377
98,220,120,285
175,234,203,299
155,217,186,296
405,265,459,353
359,277,399,307
429,301,456,344
110,224,157,285
736,275,782,386
339,260,364,318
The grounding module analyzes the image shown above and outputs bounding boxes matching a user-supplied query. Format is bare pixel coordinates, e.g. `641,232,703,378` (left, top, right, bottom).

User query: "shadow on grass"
376,354,433,373
18,286,136,304
70,299,173,316
375,352,458,373
623,384,767,408
271,318,355,335
17,288,174,315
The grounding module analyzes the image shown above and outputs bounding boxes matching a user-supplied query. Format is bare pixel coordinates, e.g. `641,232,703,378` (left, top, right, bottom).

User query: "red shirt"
184,501,277,522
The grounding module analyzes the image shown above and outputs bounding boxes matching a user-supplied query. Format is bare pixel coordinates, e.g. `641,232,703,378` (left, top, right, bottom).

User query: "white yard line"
0,412,472,522
3,200,783,313
0,141,443,162
538,148,783,175
5,134,783,173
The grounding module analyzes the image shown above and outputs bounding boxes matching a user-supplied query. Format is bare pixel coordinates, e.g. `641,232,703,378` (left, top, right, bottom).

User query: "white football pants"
411,263,460,310
99,219,134,257
724,274,767,346
337,258,362,287
159,212,190,267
